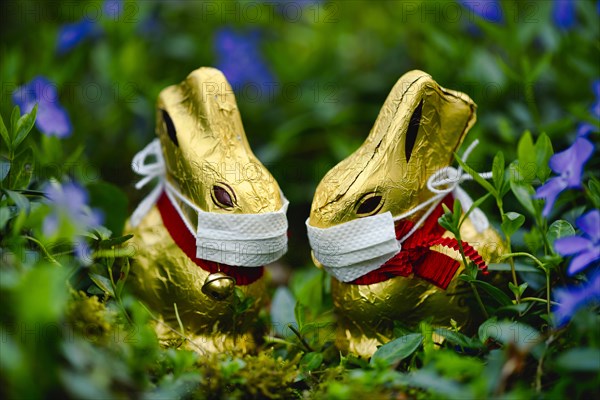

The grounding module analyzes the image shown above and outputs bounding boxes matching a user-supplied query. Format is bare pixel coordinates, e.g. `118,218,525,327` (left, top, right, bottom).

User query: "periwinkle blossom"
43,181,103,266
214,28,275,91
555,210,600,275
103,0,124,20
43,181,103,236
56,0,122,54
534,138,594,217
457,0,503,23
12,77,72,138
553,0,576,30
56,18,98,54
553,269,600,326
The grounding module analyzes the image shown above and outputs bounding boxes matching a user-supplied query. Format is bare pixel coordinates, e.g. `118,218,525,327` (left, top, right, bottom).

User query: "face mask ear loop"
393,139,493,243
164,182,197,237
130,139,166,227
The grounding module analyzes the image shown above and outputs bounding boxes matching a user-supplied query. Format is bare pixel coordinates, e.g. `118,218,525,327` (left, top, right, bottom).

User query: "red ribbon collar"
352,194,488,289
156,192,263,286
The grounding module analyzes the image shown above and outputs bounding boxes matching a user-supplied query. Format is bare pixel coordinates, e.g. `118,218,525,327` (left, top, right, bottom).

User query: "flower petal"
591,100,600,120
36,102,72,138
458,0,503,23
43,213,59,237
577,209,600,241
593,79,600,98
553,269,600,326
576,123,595,137
567,248,600,275
555,236,592,256
549,138,594,187
535,177,567,217
57,18,96,54
553,0,576,29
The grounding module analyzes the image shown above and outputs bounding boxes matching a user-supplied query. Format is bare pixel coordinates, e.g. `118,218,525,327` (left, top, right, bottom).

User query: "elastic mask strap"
393,140,492,243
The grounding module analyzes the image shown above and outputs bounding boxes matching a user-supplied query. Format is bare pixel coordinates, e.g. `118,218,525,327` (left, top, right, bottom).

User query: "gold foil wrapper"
126,68,282,353
309,70,505,358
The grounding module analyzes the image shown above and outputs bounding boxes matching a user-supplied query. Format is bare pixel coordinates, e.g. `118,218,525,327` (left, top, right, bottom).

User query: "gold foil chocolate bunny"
126,67,288,353
307,70,503,358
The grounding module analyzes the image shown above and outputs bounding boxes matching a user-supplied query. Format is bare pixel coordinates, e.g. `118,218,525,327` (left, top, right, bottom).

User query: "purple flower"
214,28,275,92
555,210,600,275
56,0,121,54
12,77,72,138
534,138,594,217
103,0,123,20
56,18,98,54
576,123,595,137
553,269,600,326
553,0,576,30
458,0,503,23
43,181,103,237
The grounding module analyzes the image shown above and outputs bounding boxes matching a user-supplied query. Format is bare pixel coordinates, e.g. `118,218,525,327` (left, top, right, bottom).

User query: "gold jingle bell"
201,272,236,301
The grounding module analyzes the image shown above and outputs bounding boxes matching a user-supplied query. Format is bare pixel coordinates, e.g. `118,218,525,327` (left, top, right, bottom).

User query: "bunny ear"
367,71,476,169
404,99,423,163
183,67,249,145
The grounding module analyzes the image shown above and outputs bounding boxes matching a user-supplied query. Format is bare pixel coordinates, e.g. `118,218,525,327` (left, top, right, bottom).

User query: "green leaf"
13,104,37,148
6,147,34,190
0,207,10,230
492,151,505,192
88,273,115,297
547,220,575,245
501,212,525,236
10,106,20,139
300,352,323,371
509,176,536,217
0,158,9,182
453,198,462,222
5,189,30,215
370,333,423,367
534,133,553,182
508,282,528,298
516,131,537,183
455,154,497,197
0,113,9,148
116,256,130,297
588,178,600,209
433,328,484,349
555,348,600,371
294,302,306,331
461,193,492,227
472,280,512,306
479,319,541,350
271,286,297,333
98,234,134,248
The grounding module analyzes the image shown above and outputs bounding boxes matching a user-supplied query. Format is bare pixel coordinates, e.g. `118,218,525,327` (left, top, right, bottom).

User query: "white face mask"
306,140,491,282
130,139,289,267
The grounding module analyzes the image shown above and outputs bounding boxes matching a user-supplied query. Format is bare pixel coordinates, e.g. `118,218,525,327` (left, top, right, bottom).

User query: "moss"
65,290,115,345
194,350,301,400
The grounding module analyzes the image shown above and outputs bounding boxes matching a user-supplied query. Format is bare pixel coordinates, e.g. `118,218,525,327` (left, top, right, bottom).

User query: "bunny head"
310,70,476,229
156,67,282,219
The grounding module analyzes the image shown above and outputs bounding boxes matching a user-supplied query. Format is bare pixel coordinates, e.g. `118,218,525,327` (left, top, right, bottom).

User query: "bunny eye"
211,183,236,209
355,192,384,217
405,99,423,162
161,109,179,147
